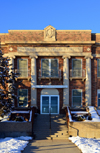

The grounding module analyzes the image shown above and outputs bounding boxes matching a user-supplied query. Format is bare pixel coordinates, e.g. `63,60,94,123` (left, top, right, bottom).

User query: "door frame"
40,95,59,114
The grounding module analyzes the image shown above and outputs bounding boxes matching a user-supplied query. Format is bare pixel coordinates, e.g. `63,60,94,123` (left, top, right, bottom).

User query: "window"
97,90,100,107
72,59,82,77
72,89,82,106
41,59,58,77
18,59,28,77
97,59,100,77
18,89,28,107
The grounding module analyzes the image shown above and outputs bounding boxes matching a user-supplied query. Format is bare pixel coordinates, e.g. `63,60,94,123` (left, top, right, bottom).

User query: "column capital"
10,56,16,59
30,55,38,59
62,55,71,59
84,55,93,59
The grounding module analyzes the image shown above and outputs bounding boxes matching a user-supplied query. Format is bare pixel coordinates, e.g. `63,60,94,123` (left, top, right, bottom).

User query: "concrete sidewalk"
22,139,81,153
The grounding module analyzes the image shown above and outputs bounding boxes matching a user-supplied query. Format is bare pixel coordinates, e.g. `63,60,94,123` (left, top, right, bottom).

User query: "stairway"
33,114,69,140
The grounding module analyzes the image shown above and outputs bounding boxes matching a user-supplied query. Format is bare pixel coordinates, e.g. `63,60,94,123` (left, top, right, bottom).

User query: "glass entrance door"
41,95,59,114
42,96,49,113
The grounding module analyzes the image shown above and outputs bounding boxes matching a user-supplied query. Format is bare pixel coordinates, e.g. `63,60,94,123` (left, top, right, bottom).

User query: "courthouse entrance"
40,89,59,114
40,95,59,114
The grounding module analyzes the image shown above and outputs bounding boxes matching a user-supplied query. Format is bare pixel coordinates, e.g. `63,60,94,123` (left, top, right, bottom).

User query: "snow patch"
29,110,32,122
0,136,32,153
69,136,100,153
11,111,30,114
71,111,88,114
88,106,100,122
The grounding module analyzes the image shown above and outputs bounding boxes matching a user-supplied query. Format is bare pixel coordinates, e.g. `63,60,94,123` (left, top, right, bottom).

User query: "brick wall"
14,56,31,107
56,30,91,41
0,30,91,42
69,57,86,106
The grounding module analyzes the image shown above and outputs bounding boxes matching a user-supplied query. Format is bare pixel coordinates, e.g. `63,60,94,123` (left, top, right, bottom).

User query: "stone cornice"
57,30,92,31
8,30,44,32
3,41,95,45
3,52,92,58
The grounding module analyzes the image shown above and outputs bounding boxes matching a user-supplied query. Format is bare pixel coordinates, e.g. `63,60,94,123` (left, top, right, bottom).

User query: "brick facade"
0,25,100,114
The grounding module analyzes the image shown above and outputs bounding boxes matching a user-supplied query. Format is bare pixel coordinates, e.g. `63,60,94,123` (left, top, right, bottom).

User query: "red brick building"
0,25,100,114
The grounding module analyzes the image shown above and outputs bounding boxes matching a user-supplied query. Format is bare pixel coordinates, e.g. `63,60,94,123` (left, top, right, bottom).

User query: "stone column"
85,57,91,106
31,57,37,107
63,56,70,107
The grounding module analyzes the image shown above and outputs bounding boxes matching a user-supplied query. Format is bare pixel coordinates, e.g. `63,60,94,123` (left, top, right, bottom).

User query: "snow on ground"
88,106,100,122
69,136,100,153
68,106,100,122
0,136,32,153
97,109,100,116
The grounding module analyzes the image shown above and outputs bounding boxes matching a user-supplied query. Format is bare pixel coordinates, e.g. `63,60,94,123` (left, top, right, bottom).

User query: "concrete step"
33,114,68,140
46,136,69,140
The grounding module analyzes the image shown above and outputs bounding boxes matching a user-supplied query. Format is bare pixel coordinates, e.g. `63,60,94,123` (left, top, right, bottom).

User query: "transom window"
97,59,100,77
18,89,28,107
18,59,28,77
41,59,58,77
72,89,82,106
72,59,82,77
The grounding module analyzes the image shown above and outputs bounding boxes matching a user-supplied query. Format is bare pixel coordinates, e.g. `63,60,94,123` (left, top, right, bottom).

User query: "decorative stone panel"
44,25,56,41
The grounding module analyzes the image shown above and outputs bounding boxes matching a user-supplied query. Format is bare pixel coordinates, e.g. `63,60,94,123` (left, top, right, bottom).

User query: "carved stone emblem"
44,25,56,41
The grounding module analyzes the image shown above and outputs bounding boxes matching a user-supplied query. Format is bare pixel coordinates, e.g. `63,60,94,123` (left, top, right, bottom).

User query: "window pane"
42,59,49,77
98,59,100,66
73,97,81,106
98,93,100,107
73,59,81,69
51,59,58,77
18,59,27,77
72,59,82,77
42,97,49,105
18,89,28,107
98,71,100,77
73,90,81,96
19,89,27,96
98,59,100,77
19,59,27,68
51,97,58,113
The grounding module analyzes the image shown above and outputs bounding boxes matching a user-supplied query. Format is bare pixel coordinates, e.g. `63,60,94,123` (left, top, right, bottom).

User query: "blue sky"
0,0,100,33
